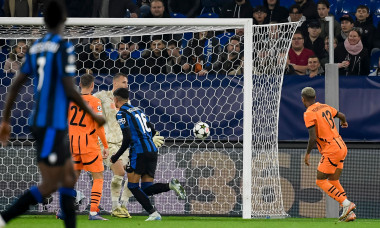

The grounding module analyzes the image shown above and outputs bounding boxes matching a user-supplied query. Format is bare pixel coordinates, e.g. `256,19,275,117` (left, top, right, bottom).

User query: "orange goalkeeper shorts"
318,138,347,174
72,151,104,173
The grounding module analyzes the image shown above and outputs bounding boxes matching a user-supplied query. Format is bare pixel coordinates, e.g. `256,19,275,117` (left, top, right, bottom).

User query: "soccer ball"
193,122,210,139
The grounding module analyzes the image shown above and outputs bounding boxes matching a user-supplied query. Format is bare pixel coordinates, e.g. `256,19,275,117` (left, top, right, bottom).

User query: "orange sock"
90,179,104,212
328,180,346,198
316,179,347,204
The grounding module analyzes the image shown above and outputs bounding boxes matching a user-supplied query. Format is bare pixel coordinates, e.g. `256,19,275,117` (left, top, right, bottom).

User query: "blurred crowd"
1,0,380,77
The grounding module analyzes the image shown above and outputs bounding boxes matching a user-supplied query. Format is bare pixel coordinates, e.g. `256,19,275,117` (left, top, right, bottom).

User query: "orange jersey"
304,102,340,152
68,94,108,154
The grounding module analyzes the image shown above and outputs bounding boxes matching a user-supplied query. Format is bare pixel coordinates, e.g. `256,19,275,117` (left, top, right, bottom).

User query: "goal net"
0,18,298,218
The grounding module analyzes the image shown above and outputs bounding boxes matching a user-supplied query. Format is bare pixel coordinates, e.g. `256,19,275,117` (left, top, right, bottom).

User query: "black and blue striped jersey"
21,33,76,130
116,103,157,154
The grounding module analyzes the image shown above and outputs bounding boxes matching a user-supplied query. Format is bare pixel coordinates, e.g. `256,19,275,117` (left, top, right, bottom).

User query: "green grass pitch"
4,215,380,228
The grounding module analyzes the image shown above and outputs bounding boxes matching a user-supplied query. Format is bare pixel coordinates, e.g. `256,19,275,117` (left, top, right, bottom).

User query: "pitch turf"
4,215,380,228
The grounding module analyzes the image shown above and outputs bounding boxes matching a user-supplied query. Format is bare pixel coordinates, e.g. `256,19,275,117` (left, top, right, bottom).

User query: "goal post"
0,18,299,218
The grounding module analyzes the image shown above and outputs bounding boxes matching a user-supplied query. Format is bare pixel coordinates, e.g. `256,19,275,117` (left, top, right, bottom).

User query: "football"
193,122,210,139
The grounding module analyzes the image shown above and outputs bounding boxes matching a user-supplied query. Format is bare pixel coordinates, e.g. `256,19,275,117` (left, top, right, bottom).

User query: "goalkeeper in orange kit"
59,74,109,220
301,87,356,222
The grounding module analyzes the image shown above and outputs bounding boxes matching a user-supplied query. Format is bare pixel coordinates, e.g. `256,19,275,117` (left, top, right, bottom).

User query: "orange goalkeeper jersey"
303,102,340,152
68,94,108,154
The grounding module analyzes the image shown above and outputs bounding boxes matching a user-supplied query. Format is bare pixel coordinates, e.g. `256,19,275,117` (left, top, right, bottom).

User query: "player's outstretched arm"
336,112,348,128
305,126,317,166
62,77,105,126
0,72,28,145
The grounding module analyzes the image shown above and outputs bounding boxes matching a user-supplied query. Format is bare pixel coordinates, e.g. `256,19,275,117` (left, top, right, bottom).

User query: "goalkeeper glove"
153,133,164,148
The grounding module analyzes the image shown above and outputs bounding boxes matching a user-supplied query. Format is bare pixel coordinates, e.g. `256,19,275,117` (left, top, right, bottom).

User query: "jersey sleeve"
116,111,129,130
330,106,338,118
91,97,103,116
60,41,76,77
20,52,32,75
304,111,316,128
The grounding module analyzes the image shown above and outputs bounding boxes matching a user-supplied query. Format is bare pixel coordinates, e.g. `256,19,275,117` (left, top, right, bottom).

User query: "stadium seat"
197,12,219,18
170,13,187,18
105,48,118,60
370,49,380,69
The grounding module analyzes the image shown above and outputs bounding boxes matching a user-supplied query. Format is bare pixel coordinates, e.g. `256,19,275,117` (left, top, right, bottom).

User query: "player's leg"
127,171,161,221
106,144,130,217
140,152,186,199
127,153,160,220
328,168,346,198
88,171,108,220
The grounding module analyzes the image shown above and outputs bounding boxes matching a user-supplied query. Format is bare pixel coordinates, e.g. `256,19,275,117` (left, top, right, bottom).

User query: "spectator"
252,6,268,25
110,42,142,75
369,56,380,76
210,36,243,76
140,36,169,75
66,0,93,17
168,0,200,18
200,0,227,16
306,55,324,77
294,0,318,20
337,15,354,45
288,30,315,75
374,22,380,50
334,28,370,76
77,38,114,75
137,0,151,17
287,4,307,37
92,0,139,18
166,40,191,74
221,0,253,18
3,39,27,74
354,5,375,51
183,31,222,74
304,20,324,59
320,36,337,68
263,0,288,23
317,0,341,40
145,0,170,18
3,0,39,17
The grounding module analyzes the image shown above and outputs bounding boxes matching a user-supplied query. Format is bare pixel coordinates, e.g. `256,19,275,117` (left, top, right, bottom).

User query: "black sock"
59,188,76,228
1,190,38,222
128,183,155,214
143,183,170,196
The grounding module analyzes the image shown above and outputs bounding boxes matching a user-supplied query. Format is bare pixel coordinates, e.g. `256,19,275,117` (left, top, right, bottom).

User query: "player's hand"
340,121,348,128
102,148,109,159
153,133,164,148
304,153,310,166
93,115,106,127
0,121,11,146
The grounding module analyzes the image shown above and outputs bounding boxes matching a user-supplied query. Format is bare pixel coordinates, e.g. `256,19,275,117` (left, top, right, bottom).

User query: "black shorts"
127,152,158,178
31,127,71,166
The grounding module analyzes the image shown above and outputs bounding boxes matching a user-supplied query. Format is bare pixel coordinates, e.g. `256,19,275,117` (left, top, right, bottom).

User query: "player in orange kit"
66,74,109,220
301,87,356,222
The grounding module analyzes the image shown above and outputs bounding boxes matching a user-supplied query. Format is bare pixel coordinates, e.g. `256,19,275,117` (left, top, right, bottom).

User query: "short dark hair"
317,0,330,8
44,0,67,29
294,30,304,38
308,55,320,61
230,36,241,43
113,72,128,81
80,74,94,88
113,88,129,100
289,4,301,14
167,40,179,47
356,5,369,13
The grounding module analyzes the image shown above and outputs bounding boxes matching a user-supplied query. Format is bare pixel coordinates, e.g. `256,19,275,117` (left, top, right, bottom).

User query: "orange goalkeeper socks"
316,179,347,204
90,179,104,212
328,180,346,199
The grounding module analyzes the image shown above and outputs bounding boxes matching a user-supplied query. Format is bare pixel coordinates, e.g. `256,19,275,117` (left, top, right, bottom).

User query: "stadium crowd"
1,0,380,77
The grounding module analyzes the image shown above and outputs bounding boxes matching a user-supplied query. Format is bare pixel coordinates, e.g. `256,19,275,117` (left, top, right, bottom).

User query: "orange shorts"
318,138,347,174
72,151,104,173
